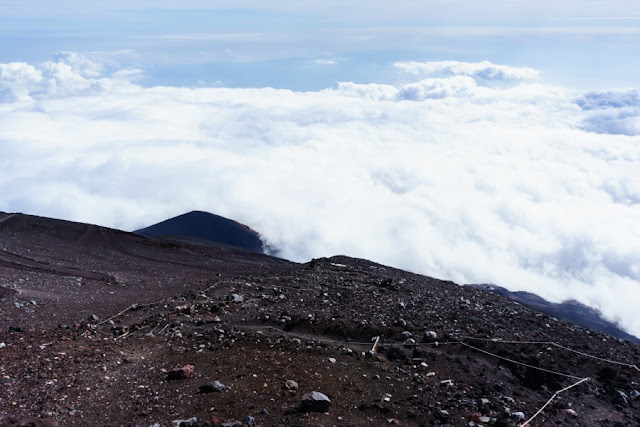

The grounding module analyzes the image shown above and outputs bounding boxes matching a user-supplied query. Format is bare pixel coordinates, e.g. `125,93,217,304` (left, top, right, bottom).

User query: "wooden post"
371,336,381,354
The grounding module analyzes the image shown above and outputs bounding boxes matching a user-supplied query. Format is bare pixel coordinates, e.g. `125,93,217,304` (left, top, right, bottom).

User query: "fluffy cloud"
0,62,43,102
1,56,639,338
394,60,540,83
575,89,640,136
0,52,133,102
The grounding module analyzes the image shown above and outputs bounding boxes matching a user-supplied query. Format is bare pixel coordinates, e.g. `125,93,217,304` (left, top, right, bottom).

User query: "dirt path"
0,250,113,282
0,213,15,226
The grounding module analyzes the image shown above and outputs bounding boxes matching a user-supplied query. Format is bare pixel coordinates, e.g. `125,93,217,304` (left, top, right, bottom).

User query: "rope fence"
91,280,639,427
519,377,590,427
458,341,585,380
462,336,640,372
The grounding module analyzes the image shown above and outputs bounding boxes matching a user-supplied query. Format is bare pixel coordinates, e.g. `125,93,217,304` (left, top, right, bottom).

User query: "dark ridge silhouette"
134,210,264,253
467,283,640,345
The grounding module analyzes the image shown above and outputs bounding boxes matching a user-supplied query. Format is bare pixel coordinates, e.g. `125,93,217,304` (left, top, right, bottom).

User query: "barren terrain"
0,212,638,426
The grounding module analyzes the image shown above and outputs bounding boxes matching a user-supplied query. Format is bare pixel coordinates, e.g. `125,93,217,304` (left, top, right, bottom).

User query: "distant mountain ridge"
467,283,640,345
135,211,264,253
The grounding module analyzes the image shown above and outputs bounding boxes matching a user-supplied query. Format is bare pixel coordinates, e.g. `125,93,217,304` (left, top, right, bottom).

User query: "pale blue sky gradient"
1,1,640,89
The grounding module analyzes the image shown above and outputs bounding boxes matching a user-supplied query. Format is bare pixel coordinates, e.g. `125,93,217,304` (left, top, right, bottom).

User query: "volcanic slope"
0,212,639,426
135,211,264,253
0,212,292,331
467,284,640,345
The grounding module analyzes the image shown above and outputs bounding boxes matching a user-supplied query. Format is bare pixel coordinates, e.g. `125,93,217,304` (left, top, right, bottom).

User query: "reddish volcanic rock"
166,364,195,381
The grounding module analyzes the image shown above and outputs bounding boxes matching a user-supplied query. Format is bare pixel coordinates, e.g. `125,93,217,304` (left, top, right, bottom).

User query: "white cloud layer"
394,60,540,83
1,55,640,337
575,89,640,136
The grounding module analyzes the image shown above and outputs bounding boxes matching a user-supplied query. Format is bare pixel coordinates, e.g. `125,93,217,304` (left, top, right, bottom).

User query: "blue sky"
2,1,640,89
1,1,640,336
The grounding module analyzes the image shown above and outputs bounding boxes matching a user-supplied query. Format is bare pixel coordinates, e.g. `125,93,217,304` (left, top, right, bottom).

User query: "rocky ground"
0,213,639,426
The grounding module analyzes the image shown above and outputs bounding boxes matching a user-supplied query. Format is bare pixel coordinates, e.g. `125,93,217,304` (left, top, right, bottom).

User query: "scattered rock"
2,221,640,426
423,331,437,342
511,411,525,421
616,389,629,405
172,417,198,426
8,326,25,333
227,294,244,303
476,398,490,406
283,380,299,390
299,391,331,413
472,413,491,424
211,417,242,427
175,304,192,314
199,380,226,393
166,364,195,381
435,409,449,422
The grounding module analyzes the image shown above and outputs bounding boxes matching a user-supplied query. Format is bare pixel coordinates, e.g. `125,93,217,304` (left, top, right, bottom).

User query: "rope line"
96,298,168,325
96,279,223,326
95,277,640,374
519,377,590,427
459,342,584,380
461,336,555,345
95,294,640,375
462,336,640,372
227,324,589,381
551,342,640,372
224,323,462,347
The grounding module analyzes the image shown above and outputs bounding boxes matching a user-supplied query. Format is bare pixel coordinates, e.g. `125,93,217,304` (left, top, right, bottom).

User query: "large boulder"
299,391,331,413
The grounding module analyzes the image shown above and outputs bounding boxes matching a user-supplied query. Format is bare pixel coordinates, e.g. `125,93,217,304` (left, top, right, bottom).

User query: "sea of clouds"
1,53,639,336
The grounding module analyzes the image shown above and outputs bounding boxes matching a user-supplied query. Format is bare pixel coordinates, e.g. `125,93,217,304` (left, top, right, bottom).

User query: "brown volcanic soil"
0,213,293,332
0,213,639,426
